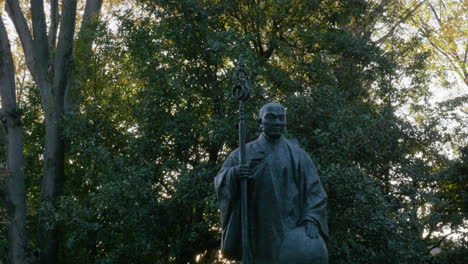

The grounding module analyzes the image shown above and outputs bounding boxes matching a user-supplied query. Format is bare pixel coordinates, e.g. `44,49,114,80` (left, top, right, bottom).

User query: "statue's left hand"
305,221,319,239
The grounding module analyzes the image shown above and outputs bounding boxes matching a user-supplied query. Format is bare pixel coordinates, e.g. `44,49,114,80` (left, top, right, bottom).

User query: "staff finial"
232,56,250,101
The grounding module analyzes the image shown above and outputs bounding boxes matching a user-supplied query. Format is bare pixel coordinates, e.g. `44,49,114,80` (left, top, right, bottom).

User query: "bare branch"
428,40,467,85
64,0,103,115
463,45,468,84
463,44,467,66
427,1,442,26
48,0,60,52
376,0,427,44
30,0,50,72
0,14,17,110
80,0,103,36
365,0,393,34
5,0,36,82
77,0,104,57
374,0,393,11
427,232,453,253
53,0,77,102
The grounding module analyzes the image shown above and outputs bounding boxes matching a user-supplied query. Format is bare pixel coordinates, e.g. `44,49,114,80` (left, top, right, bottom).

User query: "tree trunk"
0,14,29,264
39,116,65,264
39,1,77,262
5,1,103,262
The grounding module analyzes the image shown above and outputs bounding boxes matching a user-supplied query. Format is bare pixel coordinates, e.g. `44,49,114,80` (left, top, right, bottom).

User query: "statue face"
259,103,286,139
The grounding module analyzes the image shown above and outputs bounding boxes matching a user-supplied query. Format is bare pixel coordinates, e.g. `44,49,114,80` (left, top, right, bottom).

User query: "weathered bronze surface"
215,102,329,264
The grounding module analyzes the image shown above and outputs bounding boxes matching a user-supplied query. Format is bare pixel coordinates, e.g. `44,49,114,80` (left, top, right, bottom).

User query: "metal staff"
232,57,251,264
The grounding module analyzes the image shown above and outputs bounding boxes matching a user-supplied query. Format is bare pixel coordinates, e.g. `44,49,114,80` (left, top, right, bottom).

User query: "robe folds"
215,133,328,263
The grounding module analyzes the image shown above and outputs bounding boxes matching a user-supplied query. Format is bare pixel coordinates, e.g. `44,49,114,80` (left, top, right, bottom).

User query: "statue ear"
257,118,262,128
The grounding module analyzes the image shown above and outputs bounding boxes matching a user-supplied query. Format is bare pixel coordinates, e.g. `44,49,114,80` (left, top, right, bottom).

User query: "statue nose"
274,123,284,129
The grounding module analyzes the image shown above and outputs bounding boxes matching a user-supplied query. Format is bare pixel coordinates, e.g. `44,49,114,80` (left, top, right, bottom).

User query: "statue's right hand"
232,165,254,181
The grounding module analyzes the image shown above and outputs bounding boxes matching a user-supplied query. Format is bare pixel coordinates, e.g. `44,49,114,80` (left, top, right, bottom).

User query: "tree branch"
426,37,467,85
376,0,427,44
464,44,467,65
427,1,442,26
0,15,17,106
463,45,468,84
0,14,17,111
30,0,50,74
48,0,60,52
64,0,103,114
363,0,393,37
53,0,77,109
80,0,103,37
5,0,36,82
427,232,453,253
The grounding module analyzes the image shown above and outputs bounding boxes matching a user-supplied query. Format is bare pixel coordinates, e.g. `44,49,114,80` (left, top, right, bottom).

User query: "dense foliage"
1,0,466,264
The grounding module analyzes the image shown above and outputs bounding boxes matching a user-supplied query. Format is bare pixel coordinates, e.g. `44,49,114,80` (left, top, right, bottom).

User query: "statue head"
258,102,286,139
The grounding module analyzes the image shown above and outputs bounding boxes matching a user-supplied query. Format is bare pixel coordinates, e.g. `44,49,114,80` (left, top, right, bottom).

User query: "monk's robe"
215,133,328,263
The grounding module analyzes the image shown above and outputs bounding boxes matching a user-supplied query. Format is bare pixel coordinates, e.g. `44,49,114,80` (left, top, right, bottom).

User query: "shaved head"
259,102,285,118
258,102,286,139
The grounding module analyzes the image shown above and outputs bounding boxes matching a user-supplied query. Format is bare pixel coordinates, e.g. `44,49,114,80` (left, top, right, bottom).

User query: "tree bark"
5,0,37,84
65,0,103,114
0,14,28,264
40,1,77,262
5,0,103,262
48,0,60,53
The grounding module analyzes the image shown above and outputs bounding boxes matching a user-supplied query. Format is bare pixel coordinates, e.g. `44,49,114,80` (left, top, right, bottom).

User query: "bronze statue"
215,102,328,264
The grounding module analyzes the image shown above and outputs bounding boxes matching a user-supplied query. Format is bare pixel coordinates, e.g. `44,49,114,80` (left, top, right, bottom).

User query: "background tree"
3,0,103,263
1,0,466,264
50,0,465,263
410,0,467,86
0,10,28,264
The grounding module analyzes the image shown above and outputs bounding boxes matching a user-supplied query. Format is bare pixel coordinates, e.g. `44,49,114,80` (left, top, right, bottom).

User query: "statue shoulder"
285,138,305,153
285,139,315,161
247,138,263,150
226,138,261,159
286,138,300,146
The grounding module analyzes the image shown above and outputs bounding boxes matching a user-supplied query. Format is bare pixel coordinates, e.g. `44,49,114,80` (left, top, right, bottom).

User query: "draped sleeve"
214,150,239,226
214,150,242,260
287,141,329,240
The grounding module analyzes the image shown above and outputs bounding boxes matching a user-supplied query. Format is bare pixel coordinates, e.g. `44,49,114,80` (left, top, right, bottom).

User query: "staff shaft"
238,100,250,263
